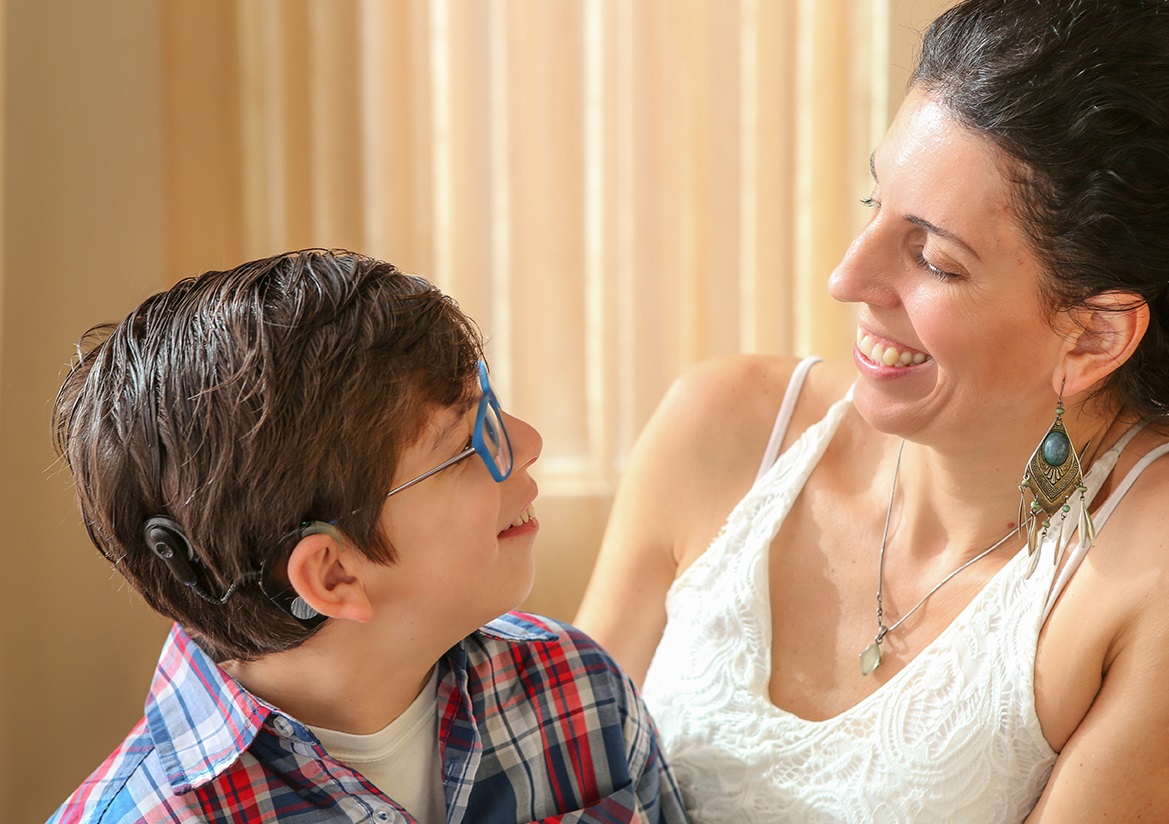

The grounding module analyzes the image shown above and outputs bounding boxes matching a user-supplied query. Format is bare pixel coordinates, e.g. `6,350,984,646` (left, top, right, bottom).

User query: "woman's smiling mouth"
856,326,932,367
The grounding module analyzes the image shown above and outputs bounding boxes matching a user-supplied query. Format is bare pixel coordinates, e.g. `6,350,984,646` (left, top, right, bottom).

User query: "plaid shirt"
50,613,688,824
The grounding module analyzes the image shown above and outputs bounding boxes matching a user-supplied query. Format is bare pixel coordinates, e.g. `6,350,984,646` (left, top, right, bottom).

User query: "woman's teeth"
856,327,929,367
510,505,535,528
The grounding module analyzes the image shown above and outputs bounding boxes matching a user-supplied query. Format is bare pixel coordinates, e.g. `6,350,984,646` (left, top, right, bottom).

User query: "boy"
49,249,687,823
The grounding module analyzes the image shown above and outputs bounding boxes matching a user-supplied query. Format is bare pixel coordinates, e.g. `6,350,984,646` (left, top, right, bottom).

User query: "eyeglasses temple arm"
384,446,477,498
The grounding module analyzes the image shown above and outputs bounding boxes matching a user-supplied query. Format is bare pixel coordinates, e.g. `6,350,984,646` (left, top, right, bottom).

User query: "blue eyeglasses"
385,360,514,498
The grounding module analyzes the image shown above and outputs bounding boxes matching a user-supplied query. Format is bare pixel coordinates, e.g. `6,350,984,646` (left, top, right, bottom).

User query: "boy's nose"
504,412,542,471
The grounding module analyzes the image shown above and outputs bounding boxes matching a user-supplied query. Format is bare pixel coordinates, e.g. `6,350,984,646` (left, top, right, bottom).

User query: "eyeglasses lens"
481,402,512,478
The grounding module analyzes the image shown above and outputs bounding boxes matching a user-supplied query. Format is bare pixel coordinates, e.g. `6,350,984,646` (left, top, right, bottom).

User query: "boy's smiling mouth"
500,503,537,536
510,504,536,528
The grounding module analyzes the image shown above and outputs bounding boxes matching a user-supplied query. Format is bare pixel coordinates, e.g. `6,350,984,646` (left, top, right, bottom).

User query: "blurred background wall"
0,0,947,818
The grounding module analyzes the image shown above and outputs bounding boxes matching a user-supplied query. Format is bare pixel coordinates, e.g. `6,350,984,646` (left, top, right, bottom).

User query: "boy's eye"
451,435,476,464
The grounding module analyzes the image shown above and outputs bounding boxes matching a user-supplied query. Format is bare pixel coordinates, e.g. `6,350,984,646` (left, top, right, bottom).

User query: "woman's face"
828,88,1069,444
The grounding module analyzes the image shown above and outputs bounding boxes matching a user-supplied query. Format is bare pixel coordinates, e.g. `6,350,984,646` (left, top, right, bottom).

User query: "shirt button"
373,811,391,822
271,716,296,738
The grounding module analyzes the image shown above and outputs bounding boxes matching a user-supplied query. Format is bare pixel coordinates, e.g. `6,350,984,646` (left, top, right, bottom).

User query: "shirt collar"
476,611,558,643
144,624,272,793
143,613,556,794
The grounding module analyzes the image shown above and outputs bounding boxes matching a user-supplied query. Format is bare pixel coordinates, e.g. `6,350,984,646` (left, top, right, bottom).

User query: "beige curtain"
162,0,946,615
0,0,7,800
0,1,948,816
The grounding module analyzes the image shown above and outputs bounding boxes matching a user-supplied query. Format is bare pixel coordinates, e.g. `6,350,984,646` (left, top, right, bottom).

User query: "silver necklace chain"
860,441,1025,676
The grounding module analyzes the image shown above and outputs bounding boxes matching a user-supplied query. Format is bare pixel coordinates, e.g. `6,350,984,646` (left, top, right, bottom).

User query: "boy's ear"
1058,291,1149,397
285,529,374,624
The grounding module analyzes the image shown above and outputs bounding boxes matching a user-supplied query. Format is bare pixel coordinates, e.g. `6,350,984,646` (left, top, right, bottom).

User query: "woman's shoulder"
644,354,855,491
664,354,853,426
1095,424,1169,566
1061,424,1169,646
1099,422,1169,519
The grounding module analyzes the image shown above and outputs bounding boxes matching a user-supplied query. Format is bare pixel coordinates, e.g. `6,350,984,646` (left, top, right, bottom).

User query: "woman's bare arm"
574,355,796,683
1028,610,1169,819
1028,472,1169,821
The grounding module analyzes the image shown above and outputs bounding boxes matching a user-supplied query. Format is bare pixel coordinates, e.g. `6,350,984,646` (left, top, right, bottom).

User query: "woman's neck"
887,397,1126,564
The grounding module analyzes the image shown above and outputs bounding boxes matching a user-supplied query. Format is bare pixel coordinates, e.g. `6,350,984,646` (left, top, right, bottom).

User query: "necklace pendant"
859,641,882,676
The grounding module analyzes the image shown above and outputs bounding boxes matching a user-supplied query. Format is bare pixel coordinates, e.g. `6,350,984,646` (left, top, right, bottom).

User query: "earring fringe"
1025,547,1041,578
1079,487,1097,546
1025,516,1043,578
1026,515,1040,559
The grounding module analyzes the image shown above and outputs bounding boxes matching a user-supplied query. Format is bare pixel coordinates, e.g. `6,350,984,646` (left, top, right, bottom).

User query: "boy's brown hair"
52,249,483,661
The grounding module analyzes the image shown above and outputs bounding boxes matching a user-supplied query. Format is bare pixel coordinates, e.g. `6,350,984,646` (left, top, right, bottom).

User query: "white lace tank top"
642,358,1168,823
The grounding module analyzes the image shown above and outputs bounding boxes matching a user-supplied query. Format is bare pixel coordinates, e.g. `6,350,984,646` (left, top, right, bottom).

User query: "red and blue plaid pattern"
49,613,687,823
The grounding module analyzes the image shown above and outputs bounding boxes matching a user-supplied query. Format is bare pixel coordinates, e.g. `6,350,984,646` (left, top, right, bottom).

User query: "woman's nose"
827,217,899,309
504,411,542,471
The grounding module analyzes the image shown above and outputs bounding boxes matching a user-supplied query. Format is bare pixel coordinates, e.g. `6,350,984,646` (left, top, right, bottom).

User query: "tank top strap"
1043,422,1169,622
755,357,823,483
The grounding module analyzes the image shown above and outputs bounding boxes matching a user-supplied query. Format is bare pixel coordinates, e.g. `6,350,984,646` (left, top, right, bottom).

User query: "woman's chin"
849,371,940,440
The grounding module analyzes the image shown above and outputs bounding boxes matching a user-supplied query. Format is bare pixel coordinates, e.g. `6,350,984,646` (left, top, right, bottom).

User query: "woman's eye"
913,250,960,282
859,196,878,210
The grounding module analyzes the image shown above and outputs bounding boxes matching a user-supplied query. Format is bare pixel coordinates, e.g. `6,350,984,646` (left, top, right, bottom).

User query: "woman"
575,0,1169,820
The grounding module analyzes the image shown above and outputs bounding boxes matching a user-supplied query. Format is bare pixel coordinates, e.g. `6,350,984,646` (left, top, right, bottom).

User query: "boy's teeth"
510,504,535,528
855,326,930,368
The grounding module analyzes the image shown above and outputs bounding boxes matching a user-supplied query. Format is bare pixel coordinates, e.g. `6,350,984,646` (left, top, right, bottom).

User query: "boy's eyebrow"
428,396,477,451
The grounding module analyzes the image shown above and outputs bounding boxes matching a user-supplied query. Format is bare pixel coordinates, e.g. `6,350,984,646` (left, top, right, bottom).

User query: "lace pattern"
643,396,1059,823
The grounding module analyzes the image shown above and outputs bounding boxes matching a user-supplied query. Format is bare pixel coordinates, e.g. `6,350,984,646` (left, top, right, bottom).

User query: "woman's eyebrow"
904,215,982,262
871,150,982,262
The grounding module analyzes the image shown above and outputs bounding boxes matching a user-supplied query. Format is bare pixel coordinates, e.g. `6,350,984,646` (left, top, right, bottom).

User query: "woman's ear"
285,528,374,624
1058,291,1149,397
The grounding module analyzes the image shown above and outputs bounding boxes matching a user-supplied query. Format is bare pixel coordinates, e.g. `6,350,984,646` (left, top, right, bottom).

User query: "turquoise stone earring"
1018,396,1091,576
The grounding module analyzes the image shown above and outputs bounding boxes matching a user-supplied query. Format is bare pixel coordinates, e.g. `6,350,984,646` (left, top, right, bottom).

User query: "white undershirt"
308,669,445,824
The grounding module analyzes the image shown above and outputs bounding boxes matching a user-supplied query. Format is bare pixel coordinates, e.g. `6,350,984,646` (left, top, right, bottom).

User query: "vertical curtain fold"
161,0,946,613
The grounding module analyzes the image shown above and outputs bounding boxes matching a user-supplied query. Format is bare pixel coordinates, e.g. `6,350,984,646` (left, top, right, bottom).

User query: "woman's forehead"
876,89,1026,258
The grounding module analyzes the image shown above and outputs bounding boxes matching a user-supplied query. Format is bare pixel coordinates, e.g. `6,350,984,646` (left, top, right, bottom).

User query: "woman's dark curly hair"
914,0,1169,418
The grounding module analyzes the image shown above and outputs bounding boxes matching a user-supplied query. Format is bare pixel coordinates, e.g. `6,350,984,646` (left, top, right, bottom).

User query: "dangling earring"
1018,392,1092,577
